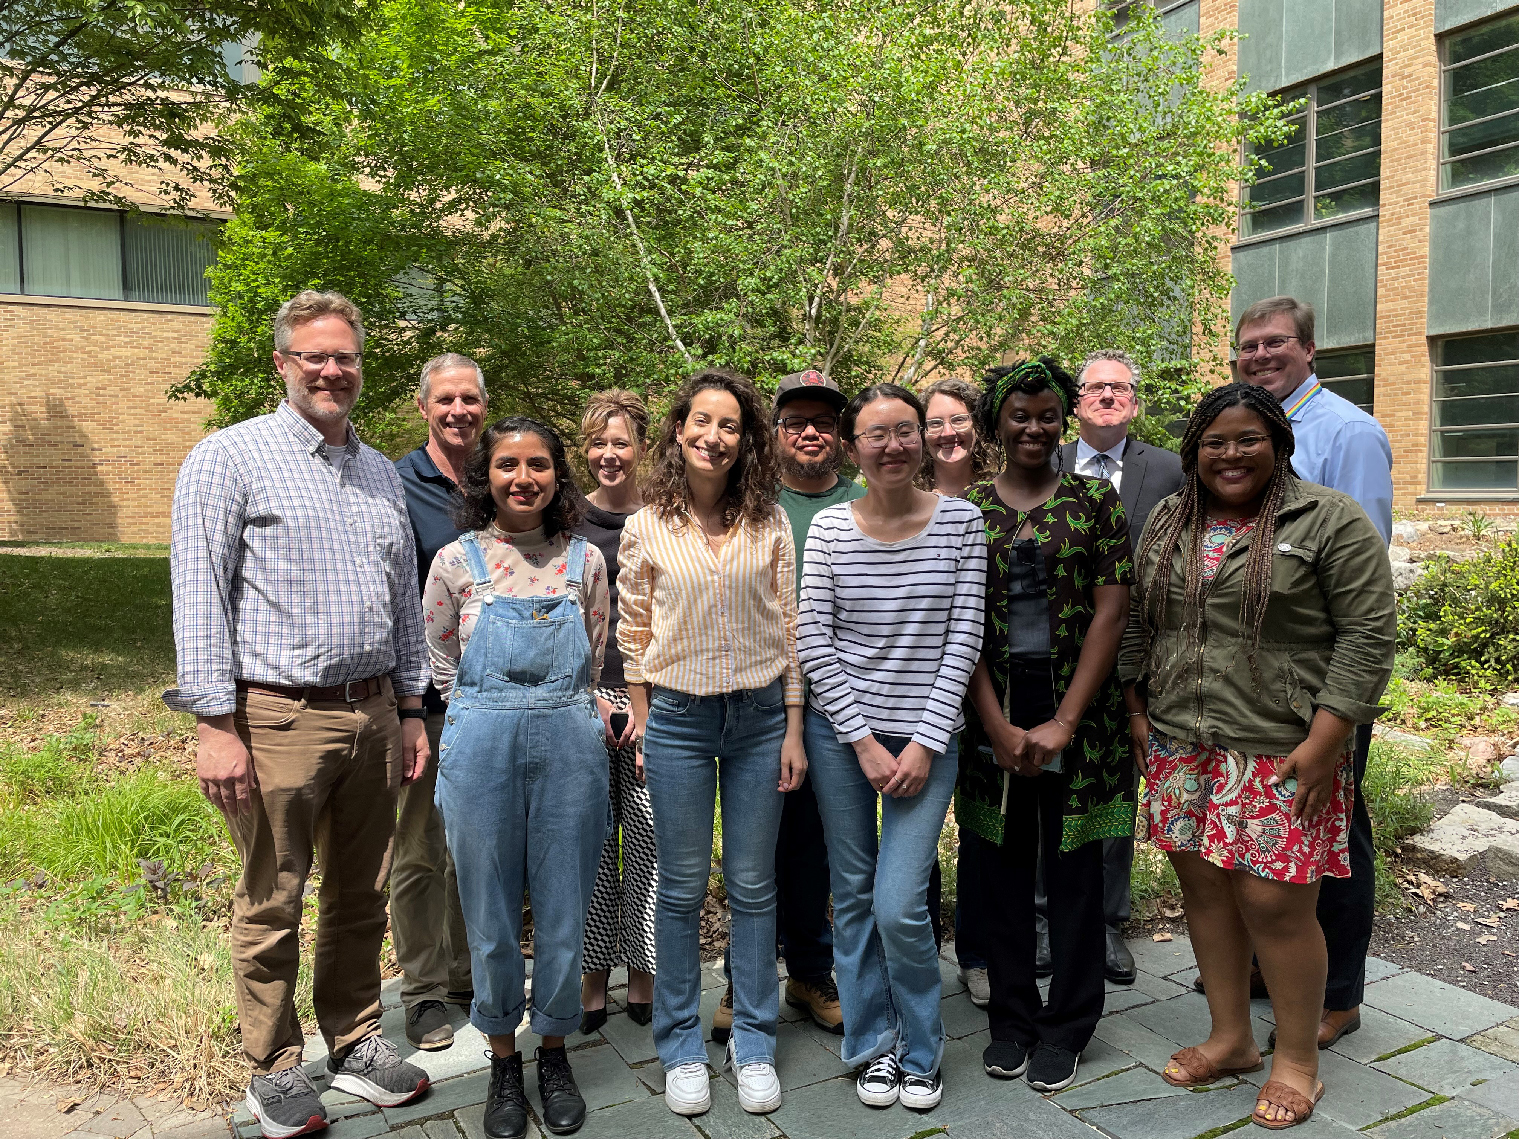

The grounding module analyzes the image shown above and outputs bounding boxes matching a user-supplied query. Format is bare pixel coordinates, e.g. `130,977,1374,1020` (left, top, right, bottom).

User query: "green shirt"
777,475,866,597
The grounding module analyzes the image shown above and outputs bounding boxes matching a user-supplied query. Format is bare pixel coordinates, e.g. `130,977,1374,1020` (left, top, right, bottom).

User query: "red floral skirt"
1140,730,1354,884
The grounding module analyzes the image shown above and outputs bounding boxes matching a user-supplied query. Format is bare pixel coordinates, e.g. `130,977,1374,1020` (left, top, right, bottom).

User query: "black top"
574,499,637,689
395,445,463,713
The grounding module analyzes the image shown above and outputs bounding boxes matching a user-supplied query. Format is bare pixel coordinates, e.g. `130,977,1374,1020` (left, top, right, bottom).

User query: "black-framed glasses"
1199,433,1272,457
283,350,363,369
1234,335,1301,357
925,413,974,434
779,414,840,436
853,422,923,448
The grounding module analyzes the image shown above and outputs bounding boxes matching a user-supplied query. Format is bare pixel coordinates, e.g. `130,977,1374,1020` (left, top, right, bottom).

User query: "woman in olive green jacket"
1118,384,1395,1131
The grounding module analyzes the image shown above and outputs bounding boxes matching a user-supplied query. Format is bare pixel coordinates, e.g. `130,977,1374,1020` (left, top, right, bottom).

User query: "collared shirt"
396,445,465,713
423,524,609,701
165,400,430,716
1075,436,1128,491
616,505,803,704
1281,374,1394,546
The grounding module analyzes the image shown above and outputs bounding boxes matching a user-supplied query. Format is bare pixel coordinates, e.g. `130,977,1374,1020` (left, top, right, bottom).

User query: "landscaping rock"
1503,692,1519,708
1500,757,1519,783
1476,785,1519,821
1405,803,1519,879
1392,521,1419,543
1375,726,1437,753
1458,736,1503,763
1388,545,1413,563
1391,562,1428,592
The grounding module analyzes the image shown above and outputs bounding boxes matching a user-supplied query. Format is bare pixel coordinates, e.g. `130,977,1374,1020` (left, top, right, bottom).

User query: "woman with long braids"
960,358,1135,1094
1119,383,1395,1130
617,368,807,1119
426,417,611,1139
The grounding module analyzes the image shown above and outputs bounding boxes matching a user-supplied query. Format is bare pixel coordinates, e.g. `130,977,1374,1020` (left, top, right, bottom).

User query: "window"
1441,13,1519,192
1242,60,1382,239
1431,331,1519,492
1105,0,1196,32
0,202,219,306
1316,348,1374,414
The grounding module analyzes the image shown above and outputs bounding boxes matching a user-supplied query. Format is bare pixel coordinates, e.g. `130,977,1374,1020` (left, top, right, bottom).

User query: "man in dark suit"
1039,349,1183,985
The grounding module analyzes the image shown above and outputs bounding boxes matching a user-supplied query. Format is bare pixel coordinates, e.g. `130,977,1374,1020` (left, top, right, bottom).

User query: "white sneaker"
899,1069,944,1110
959,966,991,1008
726,1039,782,1113
856,1053,901,1107
663,1062,711,1116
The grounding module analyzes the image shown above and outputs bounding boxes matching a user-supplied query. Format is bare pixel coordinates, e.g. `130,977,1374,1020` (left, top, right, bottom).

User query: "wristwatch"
398,707,428,721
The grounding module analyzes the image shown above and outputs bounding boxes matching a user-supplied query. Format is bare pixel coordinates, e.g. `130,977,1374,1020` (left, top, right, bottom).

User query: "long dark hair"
1136,382,1297,683
914,377,997,490
644,368,777,530
841,382,925,441
452,416,582,538
975,357,1079,450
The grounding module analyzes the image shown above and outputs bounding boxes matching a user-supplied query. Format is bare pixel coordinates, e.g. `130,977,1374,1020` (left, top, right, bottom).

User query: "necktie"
1094,453,1110,481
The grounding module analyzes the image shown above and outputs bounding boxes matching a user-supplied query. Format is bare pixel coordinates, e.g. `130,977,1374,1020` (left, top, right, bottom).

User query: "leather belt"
236,677,386,704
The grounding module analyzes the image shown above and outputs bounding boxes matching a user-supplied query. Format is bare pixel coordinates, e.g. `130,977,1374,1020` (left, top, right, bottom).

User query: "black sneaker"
536,1045,587,1134
406,1000,455,1050
856,1053,900,1107
983,1039,1030,1079
245,1065,327,1138
1026,1043,1080,1092
899,1069,943,1111
327,1034,430,1106
484,1051,530,1139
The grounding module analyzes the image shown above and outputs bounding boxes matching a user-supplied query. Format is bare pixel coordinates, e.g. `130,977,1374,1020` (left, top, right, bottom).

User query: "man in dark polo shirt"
392,352,487,1050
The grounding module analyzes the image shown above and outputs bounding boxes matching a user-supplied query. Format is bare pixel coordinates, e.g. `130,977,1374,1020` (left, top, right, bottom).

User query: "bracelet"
398,707,428,721
1053,716,1072,730
1128,712,1149,719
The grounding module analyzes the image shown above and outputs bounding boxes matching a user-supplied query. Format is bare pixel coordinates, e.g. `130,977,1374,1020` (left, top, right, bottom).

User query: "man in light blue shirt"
1234,294,1391,1053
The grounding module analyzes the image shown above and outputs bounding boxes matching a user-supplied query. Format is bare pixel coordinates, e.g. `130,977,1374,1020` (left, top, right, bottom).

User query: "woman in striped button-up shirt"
617,368,807,1120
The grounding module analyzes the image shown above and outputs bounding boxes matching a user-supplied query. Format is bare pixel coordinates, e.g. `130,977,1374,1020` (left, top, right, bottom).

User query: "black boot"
484,1051,529,1139
536,1045,587,1135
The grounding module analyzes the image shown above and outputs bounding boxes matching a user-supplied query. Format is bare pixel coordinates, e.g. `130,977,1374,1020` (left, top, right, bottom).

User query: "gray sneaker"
327,1033,430,1107
245,1065,327,1138
958,967,990,1008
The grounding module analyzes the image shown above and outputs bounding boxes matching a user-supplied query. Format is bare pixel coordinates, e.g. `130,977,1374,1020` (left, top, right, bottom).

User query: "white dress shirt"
1075,436,1128,492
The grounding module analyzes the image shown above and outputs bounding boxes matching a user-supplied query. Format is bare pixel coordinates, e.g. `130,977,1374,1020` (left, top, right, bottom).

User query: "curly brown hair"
914,377,997,490
644,368,777,530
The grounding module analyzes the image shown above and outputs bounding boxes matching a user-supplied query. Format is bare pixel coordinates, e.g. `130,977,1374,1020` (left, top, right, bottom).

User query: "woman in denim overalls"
423,417,610,1139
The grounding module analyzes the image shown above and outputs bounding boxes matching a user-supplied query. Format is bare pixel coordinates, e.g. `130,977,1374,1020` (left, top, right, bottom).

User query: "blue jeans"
804,711,957,1076
643,681,788,1070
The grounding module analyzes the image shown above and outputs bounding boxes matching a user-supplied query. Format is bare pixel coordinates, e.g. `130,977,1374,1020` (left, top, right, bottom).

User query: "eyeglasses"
1234,335,1301,357
853,423,923,448
1079,381,1135,398
925,413,973,434
1198,434,1272,457
779,414,839,436
283,350,363,370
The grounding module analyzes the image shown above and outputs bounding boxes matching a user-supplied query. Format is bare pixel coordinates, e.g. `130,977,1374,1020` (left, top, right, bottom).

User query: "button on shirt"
1075,437,1127,491
1281,374,1394,546
616,505,803,704
165,400,430,716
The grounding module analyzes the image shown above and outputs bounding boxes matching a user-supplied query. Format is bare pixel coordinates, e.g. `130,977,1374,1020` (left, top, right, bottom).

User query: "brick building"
5,0,1518,540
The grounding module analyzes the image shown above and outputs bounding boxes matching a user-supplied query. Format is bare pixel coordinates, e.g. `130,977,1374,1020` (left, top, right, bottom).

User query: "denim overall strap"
563,535,587,592
459,532,494,596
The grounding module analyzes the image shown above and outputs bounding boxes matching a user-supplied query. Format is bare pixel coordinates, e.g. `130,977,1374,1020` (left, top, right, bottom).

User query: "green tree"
178,0,1291,446
0,0,365,207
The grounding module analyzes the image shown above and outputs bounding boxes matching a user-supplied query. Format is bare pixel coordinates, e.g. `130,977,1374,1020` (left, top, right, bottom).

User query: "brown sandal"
1253,1079,1325,1129
1161,1046,1265,1088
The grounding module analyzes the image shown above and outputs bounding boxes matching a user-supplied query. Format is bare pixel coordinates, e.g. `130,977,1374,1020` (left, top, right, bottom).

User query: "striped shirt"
616,505,802,704
796,495,986,753
165,401,430,717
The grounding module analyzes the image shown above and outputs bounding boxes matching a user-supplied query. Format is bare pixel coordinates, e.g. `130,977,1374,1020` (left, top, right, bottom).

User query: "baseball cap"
773,369,847,414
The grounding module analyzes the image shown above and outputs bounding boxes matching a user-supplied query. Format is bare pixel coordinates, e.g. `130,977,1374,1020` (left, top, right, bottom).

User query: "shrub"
1398,538,1519,687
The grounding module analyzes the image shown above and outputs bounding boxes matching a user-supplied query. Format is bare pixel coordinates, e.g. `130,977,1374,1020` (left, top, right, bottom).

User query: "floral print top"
959,472,1137,851
1201,517,1256,580
423,523,610,700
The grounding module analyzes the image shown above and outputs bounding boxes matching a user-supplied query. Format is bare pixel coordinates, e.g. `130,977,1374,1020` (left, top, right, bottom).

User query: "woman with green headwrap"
959,357,1136,1094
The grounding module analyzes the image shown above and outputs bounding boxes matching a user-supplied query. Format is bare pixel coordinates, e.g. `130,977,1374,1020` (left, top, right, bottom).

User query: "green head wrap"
991,357,1067,418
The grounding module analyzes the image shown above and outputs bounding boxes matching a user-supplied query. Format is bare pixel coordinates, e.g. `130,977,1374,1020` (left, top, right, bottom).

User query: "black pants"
775,775,835,981
971,773,1106,1052
1319,722,1376,1011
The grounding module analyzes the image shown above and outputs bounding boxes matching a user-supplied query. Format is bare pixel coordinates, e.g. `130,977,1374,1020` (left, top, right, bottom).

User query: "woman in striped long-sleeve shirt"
796,384,986,1112
616,368,807,1120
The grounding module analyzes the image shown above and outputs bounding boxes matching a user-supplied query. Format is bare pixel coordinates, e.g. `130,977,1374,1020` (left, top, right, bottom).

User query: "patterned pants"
581,687,658,975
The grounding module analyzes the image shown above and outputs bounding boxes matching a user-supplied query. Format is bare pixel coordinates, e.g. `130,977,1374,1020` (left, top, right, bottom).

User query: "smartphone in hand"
610,712,629,737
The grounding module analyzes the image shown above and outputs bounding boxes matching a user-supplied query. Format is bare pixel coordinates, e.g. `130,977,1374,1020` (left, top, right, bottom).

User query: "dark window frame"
1316,346,1375,414
1240,59,1384,240
1429,330,1519,495
1439,12,1519,194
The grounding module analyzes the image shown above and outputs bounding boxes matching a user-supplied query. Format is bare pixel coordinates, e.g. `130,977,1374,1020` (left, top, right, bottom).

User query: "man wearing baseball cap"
711,369,857,1045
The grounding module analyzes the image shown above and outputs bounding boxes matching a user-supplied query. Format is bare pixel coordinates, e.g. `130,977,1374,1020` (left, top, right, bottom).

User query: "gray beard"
781,450,841,482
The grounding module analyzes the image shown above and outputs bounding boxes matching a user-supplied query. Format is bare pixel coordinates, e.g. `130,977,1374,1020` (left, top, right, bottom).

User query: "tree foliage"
0,0,364,206
177,0,1292,447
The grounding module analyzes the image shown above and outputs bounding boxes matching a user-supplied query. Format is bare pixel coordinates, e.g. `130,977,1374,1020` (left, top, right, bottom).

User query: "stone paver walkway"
12,934,1519,1139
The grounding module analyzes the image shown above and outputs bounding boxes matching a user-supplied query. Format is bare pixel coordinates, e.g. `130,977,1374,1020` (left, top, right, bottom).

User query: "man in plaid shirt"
167,290,433,1138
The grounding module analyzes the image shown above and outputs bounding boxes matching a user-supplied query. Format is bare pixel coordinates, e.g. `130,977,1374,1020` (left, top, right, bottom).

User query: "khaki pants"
390,712,472,1006
229,683,402,1073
